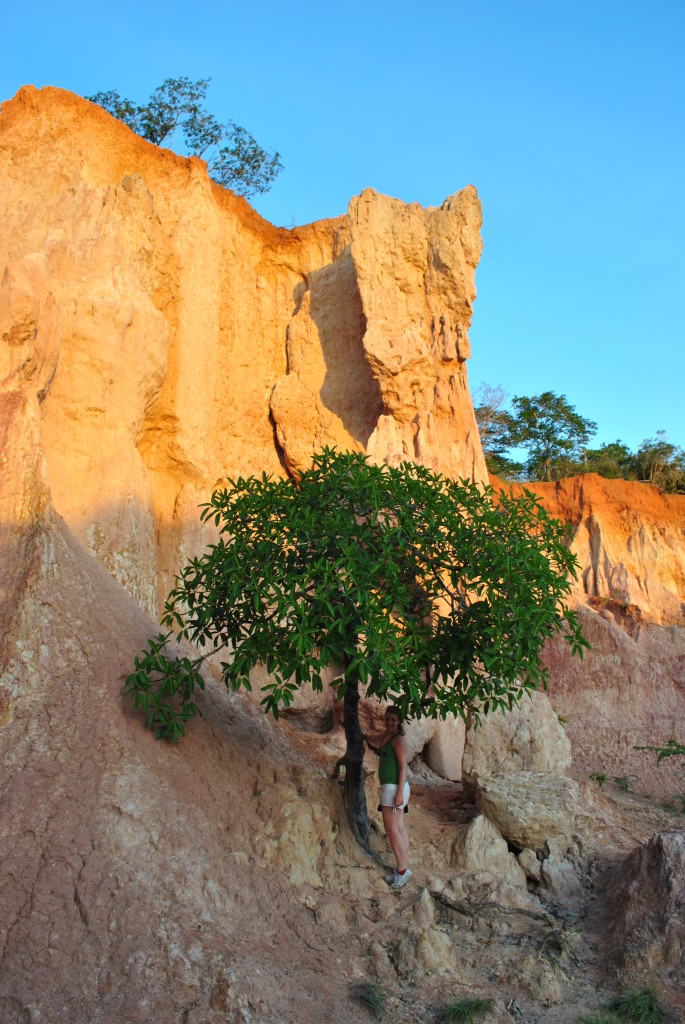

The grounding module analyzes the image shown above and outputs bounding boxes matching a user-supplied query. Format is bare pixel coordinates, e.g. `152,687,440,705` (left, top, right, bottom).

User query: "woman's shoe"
390,868,412,889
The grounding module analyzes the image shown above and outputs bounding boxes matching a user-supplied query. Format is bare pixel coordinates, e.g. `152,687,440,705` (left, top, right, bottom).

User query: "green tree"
474,383,524,480
633,431,685,493
88,76,282,197
503,392,597,482
125,450,587,850
583,440,637,480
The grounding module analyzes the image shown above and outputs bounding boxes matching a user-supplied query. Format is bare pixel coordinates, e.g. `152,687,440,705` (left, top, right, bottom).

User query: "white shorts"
380,782,410,808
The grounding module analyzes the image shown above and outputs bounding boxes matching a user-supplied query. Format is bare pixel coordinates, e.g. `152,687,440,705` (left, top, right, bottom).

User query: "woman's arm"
392,735,407,806
363,728,388,755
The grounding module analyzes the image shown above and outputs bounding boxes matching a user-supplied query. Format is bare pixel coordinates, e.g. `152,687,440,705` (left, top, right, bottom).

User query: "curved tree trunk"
338,673,380,860
341,678,368,843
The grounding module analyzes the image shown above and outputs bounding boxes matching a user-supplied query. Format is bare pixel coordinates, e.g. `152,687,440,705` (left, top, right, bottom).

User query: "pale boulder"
395,890,458,976
518,848,543,883
462,691,572,796
475,771,579,855
451,814,528,891
540,845,582,900
515,953,564,1004
423,714,466,781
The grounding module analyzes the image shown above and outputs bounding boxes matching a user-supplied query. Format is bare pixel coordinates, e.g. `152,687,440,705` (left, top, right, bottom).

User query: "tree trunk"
340,673,378,859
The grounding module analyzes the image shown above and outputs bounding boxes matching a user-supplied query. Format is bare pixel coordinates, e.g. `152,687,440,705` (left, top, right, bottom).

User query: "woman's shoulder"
391,733,406,749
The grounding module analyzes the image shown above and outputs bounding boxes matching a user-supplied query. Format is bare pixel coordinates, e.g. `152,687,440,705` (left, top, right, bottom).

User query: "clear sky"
3,0,684,451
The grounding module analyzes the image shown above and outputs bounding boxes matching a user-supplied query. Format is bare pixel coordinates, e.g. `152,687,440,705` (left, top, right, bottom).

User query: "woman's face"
384,711,401,734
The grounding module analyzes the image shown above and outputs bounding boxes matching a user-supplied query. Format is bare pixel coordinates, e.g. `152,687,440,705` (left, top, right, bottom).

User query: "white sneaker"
390,868,412,889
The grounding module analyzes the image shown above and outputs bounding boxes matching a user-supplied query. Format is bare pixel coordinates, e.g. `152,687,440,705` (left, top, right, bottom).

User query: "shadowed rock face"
605,830,685,984
542,604,685,798
0,85,486,618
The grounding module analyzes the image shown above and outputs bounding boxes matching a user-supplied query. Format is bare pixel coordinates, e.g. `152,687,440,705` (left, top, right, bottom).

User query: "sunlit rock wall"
0,86,486,616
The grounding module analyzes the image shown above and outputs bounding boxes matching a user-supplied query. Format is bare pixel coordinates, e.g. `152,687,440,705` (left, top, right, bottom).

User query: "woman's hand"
363,733,378,754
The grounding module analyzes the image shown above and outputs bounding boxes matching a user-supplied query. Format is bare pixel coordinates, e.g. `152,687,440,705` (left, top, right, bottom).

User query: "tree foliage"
475,388,597,482
505,392,597,483
632,432,685,493
474,384,525,481
126,449,587,846
635,739,685,762
476,385,685,493
88,76,282,197
582,440,637,480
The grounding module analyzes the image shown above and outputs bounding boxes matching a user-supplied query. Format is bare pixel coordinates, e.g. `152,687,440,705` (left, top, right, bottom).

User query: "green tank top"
378,740,399,785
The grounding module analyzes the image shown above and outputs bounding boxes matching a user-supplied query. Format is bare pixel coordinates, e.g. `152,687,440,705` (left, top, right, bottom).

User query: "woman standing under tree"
364,706,412,888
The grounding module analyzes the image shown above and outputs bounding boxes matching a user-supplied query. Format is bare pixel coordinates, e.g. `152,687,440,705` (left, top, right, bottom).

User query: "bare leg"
381,806,410,872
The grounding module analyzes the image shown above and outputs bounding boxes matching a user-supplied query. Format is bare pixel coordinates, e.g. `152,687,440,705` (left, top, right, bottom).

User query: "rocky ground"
1,511,683,1024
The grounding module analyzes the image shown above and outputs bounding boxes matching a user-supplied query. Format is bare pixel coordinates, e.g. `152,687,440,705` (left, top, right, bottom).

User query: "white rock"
451,814,528,890
462,691,572,796
424,713,465,781
476,771,579,854
518,848,543,883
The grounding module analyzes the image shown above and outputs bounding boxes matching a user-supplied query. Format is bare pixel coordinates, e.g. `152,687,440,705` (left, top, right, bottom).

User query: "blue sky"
3,0,684,451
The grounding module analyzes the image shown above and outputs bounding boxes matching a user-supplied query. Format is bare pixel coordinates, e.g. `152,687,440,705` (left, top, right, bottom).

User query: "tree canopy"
88,76,282,197
126,449,587,848
475,386,685,492
482,391,597,483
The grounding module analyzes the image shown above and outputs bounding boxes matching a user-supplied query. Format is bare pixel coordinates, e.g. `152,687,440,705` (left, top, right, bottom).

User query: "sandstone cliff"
491,474,685,797
0,85,486,618
494,474,685,626
2,85,685,1023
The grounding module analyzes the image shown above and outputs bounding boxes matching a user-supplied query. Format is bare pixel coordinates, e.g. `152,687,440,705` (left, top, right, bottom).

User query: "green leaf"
125,449,588,742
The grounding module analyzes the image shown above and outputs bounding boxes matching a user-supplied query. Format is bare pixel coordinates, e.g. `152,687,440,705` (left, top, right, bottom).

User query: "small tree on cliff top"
88,76,282,197
125,449,588,850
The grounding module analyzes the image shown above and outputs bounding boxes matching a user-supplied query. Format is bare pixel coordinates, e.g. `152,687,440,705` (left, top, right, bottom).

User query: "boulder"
540,845,582,900
475,771,579,855
395,890,457,976
518,848,543,883
451,814,528,891
423,713,466,781
462,691,572,796
605,830,685,982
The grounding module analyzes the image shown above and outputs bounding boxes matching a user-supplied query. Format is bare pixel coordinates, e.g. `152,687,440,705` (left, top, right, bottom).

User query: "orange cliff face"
492,473,685,626
0,85,486,617
3,87,685,1024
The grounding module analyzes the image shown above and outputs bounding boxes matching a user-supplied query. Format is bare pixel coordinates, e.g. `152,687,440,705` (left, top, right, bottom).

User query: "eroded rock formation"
543,604,685,797
0,85,486,618
497,474,685,626
2,84,685,1023
605,830,685,985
